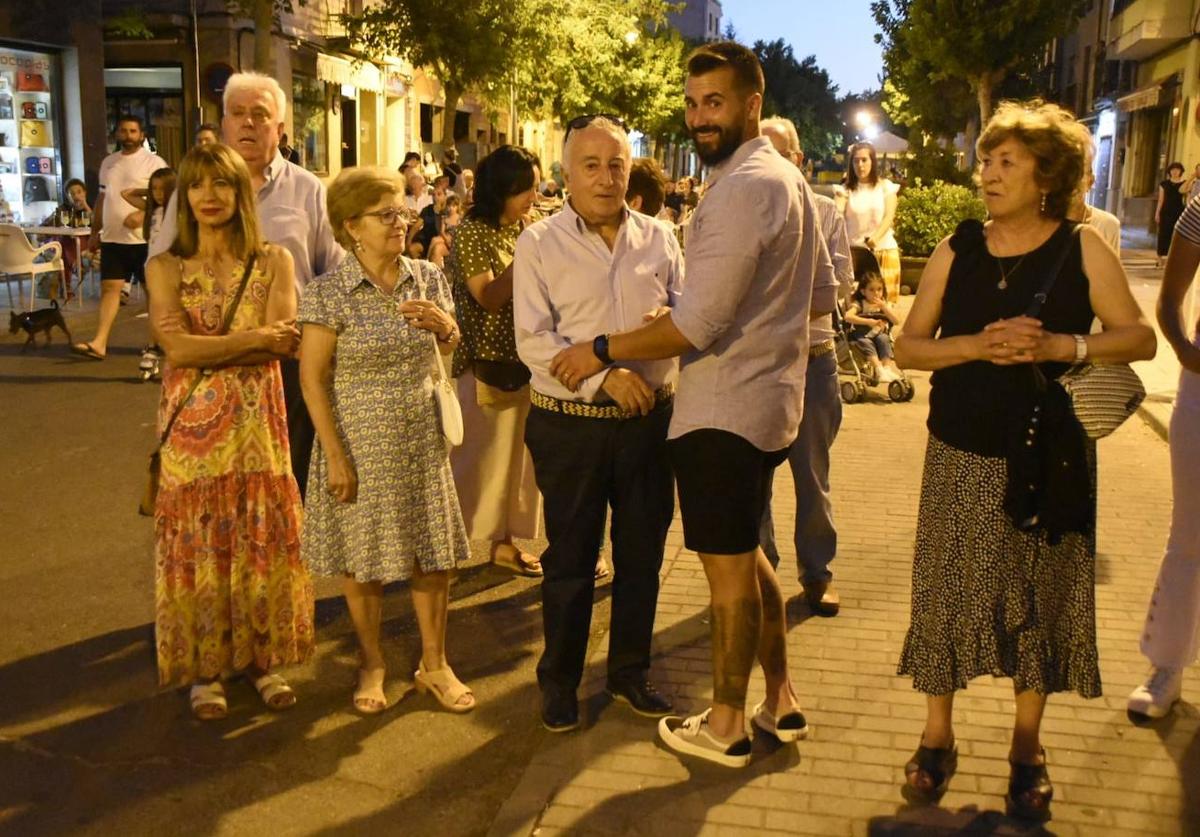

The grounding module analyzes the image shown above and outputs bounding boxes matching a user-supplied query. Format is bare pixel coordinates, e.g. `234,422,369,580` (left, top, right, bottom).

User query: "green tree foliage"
893,180,985,256
343,0,687,147
753,39,842,161
872,0,1086,134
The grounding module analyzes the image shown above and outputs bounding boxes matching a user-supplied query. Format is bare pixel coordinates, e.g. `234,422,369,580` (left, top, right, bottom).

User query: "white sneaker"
1127,667,1182,719
658,708,752,768
750,700,809,742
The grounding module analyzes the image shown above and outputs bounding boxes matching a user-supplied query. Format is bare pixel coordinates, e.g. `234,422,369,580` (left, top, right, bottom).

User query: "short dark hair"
403,151,422,164
686,41,764,96
626,158,667,217
195,122,219,139
443,147,458,162
1168,161,1185,176
64,178,86,194
115,113,144,132
468,145,541,229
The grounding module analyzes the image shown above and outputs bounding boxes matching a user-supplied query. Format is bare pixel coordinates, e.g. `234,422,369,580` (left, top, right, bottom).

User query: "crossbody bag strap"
154,252,259,449
1024,223,1081,318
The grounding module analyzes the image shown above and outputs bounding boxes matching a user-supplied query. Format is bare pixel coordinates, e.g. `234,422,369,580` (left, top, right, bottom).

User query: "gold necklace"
996,252,1029,290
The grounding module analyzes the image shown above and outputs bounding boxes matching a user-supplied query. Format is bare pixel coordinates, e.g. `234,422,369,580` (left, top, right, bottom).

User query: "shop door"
340,96,357,169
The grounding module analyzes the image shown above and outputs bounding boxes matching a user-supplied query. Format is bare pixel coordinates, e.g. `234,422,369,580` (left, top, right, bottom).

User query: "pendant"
997,278,1007,290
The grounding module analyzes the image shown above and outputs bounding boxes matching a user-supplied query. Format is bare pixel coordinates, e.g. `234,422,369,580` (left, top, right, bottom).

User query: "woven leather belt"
531,384,675,419
809,339,836,360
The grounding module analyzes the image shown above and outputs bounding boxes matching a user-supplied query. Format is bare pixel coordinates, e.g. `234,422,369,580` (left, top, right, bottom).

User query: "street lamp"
624,30,639,46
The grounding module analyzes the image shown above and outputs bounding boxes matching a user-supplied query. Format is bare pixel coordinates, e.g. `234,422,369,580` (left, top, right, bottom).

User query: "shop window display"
0,46,62,224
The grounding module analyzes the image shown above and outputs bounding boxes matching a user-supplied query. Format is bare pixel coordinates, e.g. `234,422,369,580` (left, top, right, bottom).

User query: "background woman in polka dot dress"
446,146,545,576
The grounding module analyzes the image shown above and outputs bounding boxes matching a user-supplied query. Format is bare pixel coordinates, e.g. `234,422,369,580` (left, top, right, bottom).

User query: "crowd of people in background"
26,35,1200,827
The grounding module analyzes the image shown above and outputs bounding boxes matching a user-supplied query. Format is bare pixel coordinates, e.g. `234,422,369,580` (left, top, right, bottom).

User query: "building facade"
668,0,722,42
1043,0,1200,229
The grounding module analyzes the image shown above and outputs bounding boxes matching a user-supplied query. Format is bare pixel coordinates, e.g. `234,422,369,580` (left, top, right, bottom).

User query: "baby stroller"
834,246,915,404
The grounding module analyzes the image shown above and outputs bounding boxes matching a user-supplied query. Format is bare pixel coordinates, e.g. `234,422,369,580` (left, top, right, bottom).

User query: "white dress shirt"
150,151,344,293
514,202,683,403
98,146,167,244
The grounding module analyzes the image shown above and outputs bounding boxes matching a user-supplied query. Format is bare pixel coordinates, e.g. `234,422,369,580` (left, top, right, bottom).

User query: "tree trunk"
975,72,998,127
441,82,463,154
962,114,979,171
253,0,274,74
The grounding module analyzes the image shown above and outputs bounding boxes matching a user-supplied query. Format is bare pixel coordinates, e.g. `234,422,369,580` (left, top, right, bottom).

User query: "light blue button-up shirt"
150,151,344,294
668,135,821,452
513,202,683,403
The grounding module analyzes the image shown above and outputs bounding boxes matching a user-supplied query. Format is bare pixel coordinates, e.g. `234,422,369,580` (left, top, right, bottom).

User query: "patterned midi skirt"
897,436,1101,698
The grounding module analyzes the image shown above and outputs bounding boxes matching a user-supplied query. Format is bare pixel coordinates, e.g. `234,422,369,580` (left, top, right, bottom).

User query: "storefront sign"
1117,83,1163,113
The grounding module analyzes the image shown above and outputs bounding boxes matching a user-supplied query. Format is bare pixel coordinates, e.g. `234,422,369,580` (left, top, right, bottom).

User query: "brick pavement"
487,368,1197,837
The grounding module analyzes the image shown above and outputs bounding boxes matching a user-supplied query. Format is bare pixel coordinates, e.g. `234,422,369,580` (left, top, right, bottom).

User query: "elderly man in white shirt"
514,115,682,734
150,72,344,497
758,116,853,617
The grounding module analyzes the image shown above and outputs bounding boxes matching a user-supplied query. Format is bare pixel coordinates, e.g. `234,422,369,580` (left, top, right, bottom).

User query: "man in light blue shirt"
551,42,829,768
150,72,343,497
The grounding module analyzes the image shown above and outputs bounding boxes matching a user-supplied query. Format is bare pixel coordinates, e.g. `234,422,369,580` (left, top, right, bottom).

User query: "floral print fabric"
154,252,314,686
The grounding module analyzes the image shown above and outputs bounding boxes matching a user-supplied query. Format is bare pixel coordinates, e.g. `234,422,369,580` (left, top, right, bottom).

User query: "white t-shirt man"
98,145,166,245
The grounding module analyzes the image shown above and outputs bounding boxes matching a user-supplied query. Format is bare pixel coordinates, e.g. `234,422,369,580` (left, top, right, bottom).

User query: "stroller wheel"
888,380,906,402
902,380,916,401
840,381,860,404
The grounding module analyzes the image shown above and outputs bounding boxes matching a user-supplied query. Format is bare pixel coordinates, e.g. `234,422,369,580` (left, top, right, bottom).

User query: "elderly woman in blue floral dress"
298,167,474,715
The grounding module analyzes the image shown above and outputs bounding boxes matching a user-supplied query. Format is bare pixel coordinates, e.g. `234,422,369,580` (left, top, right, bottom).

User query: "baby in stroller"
844,272,903,383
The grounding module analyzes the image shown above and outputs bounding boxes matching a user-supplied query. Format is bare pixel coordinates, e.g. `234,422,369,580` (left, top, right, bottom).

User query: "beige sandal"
353,668,388,715
253,673,297,711
414,663,475,713
189,681,228,720
490,542,542,577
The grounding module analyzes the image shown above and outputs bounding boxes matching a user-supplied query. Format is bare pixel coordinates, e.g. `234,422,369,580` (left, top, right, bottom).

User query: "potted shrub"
893,180,986,293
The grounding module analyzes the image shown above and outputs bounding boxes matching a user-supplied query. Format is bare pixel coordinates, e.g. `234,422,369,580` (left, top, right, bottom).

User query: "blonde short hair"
223,72,287,124
327,167,405,249
976,100,1086,220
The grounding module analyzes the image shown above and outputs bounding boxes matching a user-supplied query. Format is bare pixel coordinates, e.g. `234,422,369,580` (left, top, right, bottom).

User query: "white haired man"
758,115,853,616
150,72,344,498
514,115,682,733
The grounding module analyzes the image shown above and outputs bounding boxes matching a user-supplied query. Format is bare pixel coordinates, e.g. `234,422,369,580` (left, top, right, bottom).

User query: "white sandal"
414,663,475,713
253,673,297,711
353,668,388,715
189,682,228,720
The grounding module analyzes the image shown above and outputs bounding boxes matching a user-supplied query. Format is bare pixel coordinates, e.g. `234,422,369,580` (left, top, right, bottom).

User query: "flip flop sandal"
595,555,610,581
353,668,388,715
903,741,958,802
70,342,104,360
253,673,297,711
1006,749,1053,822
490,543,543,577
189,681,228,720
414,663,475,713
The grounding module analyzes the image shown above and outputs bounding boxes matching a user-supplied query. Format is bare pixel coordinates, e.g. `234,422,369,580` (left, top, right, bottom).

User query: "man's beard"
691,123,743,166
119,140,140,152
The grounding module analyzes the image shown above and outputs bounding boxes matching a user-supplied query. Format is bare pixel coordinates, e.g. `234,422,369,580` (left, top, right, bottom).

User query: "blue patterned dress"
298,255,469,581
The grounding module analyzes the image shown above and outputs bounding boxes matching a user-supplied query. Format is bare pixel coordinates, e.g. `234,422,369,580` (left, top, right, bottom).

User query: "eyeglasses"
357,207,418,225
564,113,628,143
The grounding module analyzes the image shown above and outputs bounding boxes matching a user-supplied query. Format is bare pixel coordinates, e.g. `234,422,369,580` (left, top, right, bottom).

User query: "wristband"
1072,334,1087,363
592,333,613,366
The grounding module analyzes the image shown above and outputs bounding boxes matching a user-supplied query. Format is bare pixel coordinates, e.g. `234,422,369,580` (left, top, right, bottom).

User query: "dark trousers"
524,402,675,696
279,358,315,499
759,350,842,584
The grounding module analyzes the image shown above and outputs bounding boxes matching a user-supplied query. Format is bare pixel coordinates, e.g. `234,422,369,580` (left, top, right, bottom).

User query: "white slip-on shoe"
751,700,809,742
658,708,752,768
1127,667,1182,719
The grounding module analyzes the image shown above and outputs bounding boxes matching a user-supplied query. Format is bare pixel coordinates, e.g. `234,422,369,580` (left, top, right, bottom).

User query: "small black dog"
9,300,72,352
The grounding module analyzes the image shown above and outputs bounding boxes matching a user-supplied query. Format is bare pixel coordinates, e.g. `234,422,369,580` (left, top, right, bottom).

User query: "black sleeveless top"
928,220,1094,456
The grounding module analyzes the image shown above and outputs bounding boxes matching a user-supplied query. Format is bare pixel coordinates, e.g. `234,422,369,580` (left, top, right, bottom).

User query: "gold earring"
1040,193,1047,215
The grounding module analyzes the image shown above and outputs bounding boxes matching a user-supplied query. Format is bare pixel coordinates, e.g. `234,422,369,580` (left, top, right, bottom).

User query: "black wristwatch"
592,333,613,366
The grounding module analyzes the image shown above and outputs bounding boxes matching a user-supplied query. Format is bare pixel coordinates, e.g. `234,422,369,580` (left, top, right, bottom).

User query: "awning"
872,130,909,155
1117,82,1164,112
316,53,382,93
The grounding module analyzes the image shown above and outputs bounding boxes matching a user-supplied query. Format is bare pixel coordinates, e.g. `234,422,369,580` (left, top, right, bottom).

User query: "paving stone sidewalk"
488,371,1197,837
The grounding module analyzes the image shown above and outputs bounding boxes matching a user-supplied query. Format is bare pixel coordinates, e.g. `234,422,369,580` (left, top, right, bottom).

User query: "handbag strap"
155,252,258,449
1023,223,1081,318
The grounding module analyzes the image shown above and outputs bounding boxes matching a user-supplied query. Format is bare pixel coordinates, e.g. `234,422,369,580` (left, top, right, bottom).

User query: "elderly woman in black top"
894,101,1155,820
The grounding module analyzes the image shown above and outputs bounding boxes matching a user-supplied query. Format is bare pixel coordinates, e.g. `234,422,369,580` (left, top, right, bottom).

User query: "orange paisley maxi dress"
153,256,314,686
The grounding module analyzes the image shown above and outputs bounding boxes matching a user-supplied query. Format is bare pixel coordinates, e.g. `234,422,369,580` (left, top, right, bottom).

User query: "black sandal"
902,740,957,802
1006,748,1053,822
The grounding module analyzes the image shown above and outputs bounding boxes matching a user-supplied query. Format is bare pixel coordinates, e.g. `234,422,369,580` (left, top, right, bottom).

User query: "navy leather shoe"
541,690,580,733
606,676,673,718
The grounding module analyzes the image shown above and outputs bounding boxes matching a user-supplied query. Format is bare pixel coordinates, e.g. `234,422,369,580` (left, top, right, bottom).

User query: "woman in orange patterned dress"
145,143,313,720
